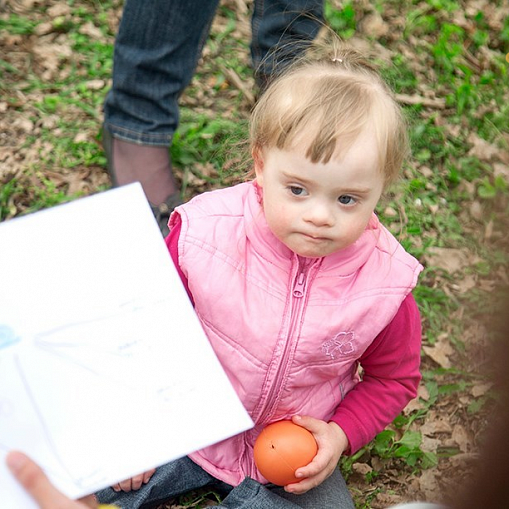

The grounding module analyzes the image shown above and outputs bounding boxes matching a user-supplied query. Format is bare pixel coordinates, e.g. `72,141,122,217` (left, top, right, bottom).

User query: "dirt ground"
1,1,509,508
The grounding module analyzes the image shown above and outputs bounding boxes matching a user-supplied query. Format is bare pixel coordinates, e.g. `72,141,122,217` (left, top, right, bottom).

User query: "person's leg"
217,469,354,508
220,477,299,508
102,0,220,233
96,457,221,509
96,463,352,509
251,0,324,89
105,0,220,145
270,468,355,508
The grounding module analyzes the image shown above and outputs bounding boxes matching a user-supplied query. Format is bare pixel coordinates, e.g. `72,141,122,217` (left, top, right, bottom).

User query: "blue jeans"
96,456,354,508
103,0,324,146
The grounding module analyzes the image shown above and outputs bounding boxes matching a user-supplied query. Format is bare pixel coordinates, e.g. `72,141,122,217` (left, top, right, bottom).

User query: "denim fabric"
96,456,354,509
251,0,324,81
103,0,324,146
103,0,220,145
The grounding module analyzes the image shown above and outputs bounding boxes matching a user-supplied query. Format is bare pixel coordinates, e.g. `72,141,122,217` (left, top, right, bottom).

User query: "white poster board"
0,184,253,508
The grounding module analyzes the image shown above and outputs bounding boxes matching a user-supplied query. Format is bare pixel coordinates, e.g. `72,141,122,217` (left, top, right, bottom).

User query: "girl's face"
254,129,385,258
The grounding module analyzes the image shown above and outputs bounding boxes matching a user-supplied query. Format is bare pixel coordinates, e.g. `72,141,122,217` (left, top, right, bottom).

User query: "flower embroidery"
321,332,355,360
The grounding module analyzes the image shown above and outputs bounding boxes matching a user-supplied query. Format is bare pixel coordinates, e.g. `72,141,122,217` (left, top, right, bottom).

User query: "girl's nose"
303,203,334,227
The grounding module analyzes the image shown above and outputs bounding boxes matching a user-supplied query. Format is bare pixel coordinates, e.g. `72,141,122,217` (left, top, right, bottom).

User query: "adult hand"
112,468,155,492
284,415,349,495
6,450,98,509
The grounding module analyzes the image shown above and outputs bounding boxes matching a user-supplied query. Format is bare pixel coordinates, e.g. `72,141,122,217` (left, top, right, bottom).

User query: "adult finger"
80,495,100,508
6,451,86,509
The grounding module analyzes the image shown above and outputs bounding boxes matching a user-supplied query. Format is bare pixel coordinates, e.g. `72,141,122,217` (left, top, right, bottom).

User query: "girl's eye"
289,186,306,196
338,195,356,205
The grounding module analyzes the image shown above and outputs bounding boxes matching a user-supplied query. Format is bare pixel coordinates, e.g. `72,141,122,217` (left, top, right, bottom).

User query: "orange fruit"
253,420,318,486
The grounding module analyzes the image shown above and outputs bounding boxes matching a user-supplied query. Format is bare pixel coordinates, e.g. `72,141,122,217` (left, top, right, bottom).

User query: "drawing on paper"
0,325,20,349
0,297,180,491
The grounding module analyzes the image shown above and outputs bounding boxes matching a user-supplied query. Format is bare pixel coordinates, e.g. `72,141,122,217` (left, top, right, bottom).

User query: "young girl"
98,40,423,508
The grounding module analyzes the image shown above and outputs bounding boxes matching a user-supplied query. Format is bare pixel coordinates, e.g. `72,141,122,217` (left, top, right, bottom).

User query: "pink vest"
170,181,422,485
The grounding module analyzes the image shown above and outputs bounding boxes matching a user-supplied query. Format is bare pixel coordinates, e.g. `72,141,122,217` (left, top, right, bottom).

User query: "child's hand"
112,468,155,492
284,415,348,495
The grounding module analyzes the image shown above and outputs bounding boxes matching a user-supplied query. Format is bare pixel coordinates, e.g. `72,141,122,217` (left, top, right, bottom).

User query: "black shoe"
151,193,182,238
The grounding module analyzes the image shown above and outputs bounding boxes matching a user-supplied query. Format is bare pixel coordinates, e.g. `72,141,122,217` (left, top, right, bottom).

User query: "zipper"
293,271,306,298
257,257,315,424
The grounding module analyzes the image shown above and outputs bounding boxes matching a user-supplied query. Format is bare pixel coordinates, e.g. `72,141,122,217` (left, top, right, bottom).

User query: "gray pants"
96,456,355,508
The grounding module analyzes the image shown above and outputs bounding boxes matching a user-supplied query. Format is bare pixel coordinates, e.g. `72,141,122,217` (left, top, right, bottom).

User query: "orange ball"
253,420,318,486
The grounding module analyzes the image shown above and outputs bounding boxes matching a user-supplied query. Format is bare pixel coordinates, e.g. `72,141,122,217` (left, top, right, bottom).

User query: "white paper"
0,184,253,509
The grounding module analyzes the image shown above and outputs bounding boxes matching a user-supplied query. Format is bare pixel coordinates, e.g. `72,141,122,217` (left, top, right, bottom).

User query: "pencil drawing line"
12,354,85,487
33,341,104,377
33,336,149,395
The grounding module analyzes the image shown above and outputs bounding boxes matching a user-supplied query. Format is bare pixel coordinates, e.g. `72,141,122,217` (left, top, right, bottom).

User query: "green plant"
171,112,248,178
24,176,74,213
432,23,466,74
372,429,438,469
325,0,356,38
0,179,19,221
0,14,38,35
477,175,508,199
2,2,509,506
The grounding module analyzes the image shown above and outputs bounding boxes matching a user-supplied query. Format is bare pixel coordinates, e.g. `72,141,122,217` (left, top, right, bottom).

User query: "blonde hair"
250,37,409,187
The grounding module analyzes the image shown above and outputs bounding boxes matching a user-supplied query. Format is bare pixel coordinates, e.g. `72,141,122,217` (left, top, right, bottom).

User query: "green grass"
1,0,508,506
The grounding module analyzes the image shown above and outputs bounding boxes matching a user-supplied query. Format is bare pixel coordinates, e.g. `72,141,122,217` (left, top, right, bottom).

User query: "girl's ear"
252,146,264,187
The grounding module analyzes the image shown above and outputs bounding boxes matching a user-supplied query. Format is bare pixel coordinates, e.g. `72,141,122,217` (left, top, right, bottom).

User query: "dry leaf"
421,435,441,452
485,219,494,240
448,452,480,468
403,396,424,414
34,22,53,36
79,21,104,40
33,41,73,77
418,470,441,500
423,335,455,368
469,201,483,221
12,117,34,132
471,382,492,398
424,246,480,273
73,132,88,143
420,418,452,436
493,163,509,183
417,385,430,401
467,132,501,162
86,79,106,91
47,4,72,17
452,274,477,294
352,463,373,475
10,0,37,12
384,206,398,217
359,13,389,38
374,493,405,508
451,424,471,453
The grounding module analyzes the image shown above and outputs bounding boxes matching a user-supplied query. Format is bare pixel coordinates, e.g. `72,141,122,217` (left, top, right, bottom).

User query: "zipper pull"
293,272,306,298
